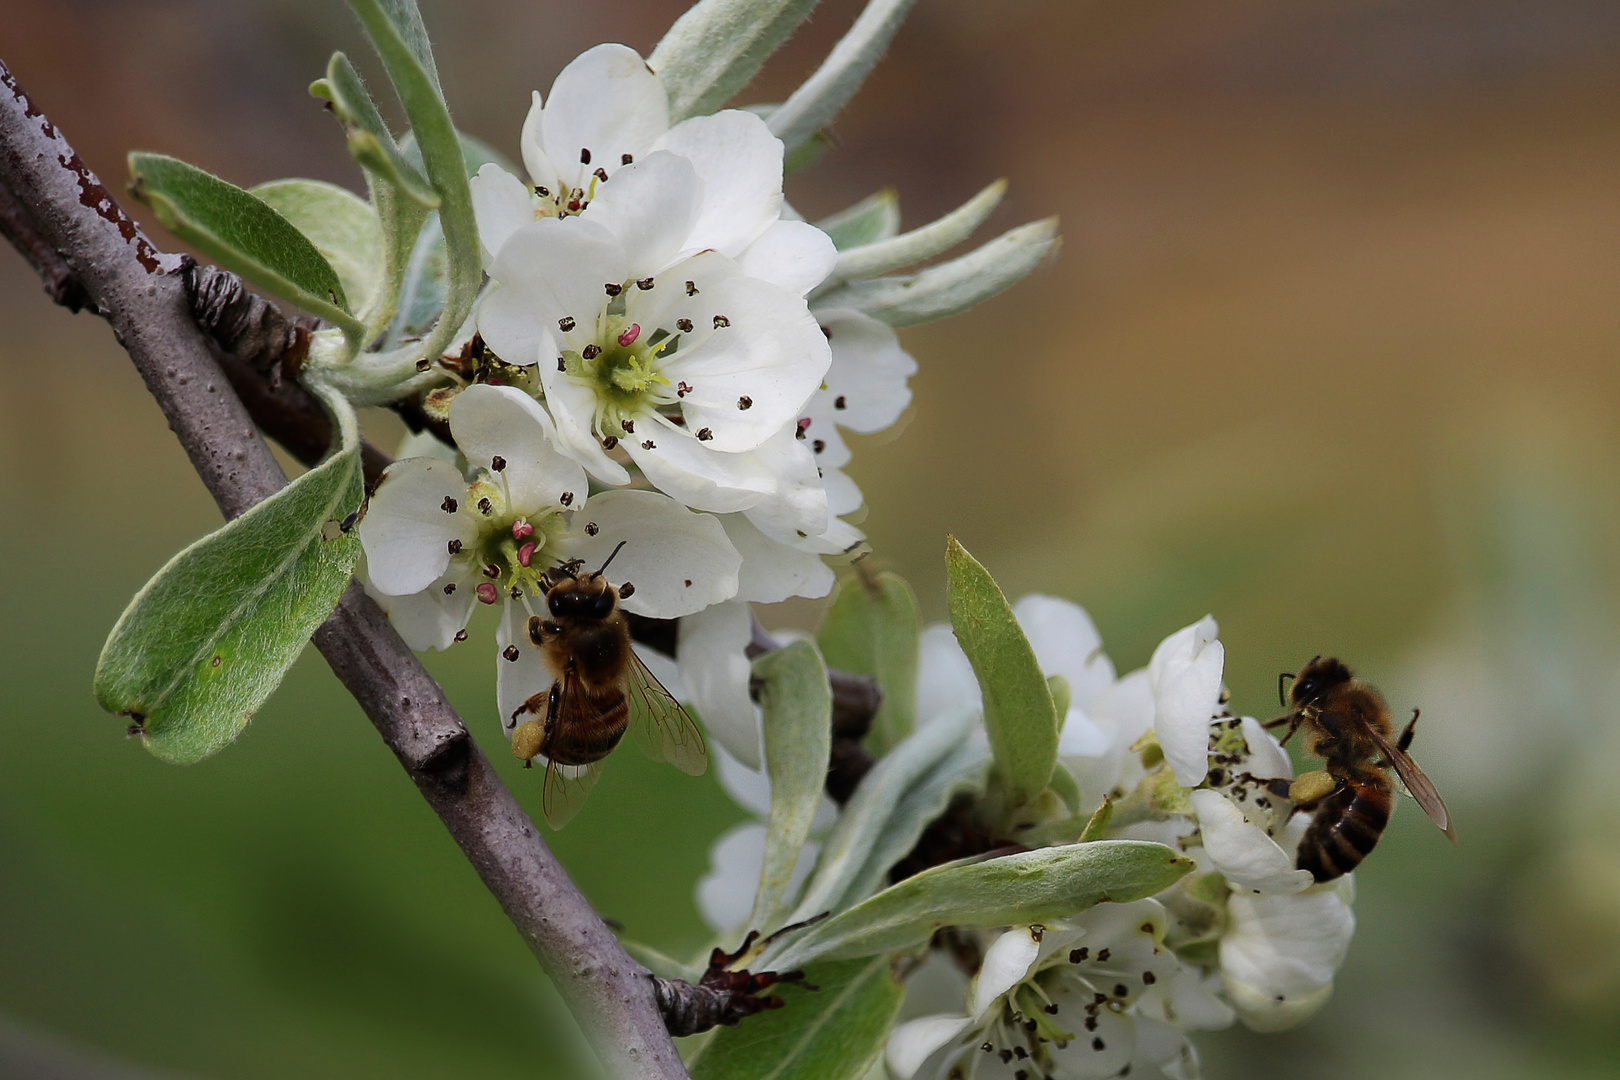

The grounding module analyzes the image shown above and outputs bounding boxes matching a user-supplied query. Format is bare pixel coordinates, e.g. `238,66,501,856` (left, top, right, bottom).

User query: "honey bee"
1267,656,1455,881
508,542,706,828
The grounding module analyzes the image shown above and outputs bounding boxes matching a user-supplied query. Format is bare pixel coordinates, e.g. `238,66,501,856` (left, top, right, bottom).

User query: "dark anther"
604,282,623,296
560,491,574,506
812,439,825,453
1092,1038,1106,1052
1044,1004,1059,1015
454,629,468,642
559,316,576,332
713,314,731,328
583,344,602,359
676,318,693,332
641,440,655,450
536,185,550,197
621,153,633,165
1001,1051,1015,1064
1113,984,1128,998
503,645,520,662
442,583,456,595
1096,948,1111,961
636,277,655,290
834,395,847,409
557,357,567,372
1071,947,1089,963
621,418,635,433
685,280,698,295
448,539,463,554
491,455,507,471
601,435,619,450
594,167,608,182
697,427,713,441
737,395,753,410
1143,971,1157,985
619,582,635,598
585,522,599,536
510,585,522,599
441,496,458,513
483,564,501,578
415,357,431,371
580,147,592,164
478,498,493,515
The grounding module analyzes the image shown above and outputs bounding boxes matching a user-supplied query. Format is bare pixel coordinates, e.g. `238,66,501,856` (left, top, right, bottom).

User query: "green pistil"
1014,985,1074,1045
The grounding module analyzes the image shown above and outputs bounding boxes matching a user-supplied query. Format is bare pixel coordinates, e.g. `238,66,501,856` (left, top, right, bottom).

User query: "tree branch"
0,60,687,1080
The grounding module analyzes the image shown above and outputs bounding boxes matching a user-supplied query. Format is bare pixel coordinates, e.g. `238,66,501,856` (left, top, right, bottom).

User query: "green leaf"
945,536,1057,826
249,179,382,313
766,841,1193,970
811,218,1060,327
311,52,436,338
822,180,1005,288
788,708,990,924
127,152,363,335
815,189,899,251
751,641,834,930
650,0,821,123
347,0,479,361
95,397,364,764
817,570,919,757
687,956,903,1080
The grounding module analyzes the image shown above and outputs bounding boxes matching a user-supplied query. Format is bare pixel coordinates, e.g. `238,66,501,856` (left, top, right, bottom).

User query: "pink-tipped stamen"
512,519,534,541
517,540,538,567
617,323,641,347
476,582,499,605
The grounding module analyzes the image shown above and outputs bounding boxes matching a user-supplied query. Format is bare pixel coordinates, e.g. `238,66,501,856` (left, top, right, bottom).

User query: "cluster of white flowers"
696,597,1358,1079
358,43,927,745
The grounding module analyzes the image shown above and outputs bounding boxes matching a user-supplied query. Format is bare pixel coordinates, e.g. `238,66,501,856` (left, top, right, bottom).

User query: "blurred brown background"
4,1,1620,1077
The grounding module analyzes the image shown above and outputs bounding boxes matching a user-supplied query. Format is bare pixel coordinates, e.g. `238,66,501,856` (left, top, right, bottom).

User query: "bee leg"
1396,707,1420,753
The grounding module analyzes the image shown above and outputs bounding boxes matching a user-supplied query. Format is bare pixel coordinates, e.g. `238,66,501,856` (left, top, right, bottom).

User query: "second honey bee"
1267,656,1455,881
508,542,706,828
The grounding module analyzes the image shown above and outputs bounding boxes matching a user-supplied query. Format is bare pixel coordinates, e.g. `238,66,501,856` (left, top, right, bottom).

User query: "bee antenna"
592,539,629,579
1278,671,1296,707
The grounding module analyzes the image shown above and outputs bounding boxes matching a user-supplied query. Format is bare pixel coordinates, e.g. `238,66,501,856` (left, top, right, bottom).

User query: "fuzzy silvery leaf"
767,0,919,152
765,841,1194,970
815,189,900,251
812,217,1060,327
946,537,1058,825
751,641,833,929
95,396,364,765
250,179,382,315
819,179,1005,288
650,0,821,123
816,570,919,756
785,707,980,926
687,956,903,1080
127,153,363,336
346,0,479,363
310,52,435,338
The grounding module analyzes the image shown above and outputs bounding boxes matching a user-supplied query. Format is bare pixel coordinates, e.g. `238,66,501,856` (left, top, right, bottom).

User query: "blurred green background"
4,1,1620,1077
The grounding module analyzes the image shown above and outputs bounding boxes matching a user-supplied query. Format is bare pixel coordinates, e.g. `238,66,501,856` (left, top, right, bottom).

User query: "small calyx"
650,930,818,1037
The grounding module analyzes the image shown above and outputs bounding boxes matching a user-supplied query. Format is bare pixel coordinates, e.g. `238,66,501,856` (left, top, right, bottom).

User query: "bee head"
543,541,628,621
1289,655,1352,707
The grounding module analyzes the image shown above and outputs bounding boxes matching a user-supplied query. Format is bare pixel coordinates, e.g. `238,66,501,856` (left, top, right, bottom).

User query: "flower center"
455,472,568,603
562,309,683,431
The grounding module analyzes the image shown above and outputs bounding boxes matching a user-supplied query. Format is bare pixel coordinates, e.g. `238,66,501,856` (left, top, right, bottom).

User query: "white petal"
582,151,702,279
696,822,767,934
1138,968,1236,1032
469,163,535,265
713,742,773,817
668,270,832,452
1240,715,1294,780
736,219,838,296
1189,790,1313,895
537,351,632,485
449,384,587,512
676,599,761,767
554,489,740,618
540,43,667,193
885,1016,972,1080
361,563,474,652
495,599,556,740
480,216,625,367
358,458,477,595
1093,668,1155,746
519,89,557,190
729,424,828,543
820,467,863,517
1047,1004,1135,1079
1013,594,1116,709
719,513,834,603
1057,710,1110,757
1220,885,1355,1032
1149,616,1224,786
915,623,980,727
805,308,916,431
971,926,1043,1019
394,428,462,466
621,415,776,513
653,109,782,257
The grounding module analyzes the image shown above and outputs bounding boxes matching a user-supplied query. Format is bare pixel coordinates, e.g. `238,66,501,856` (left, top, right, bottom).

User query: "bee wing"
1365,725,1456,843
541,753,603,830
625,651,707,776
